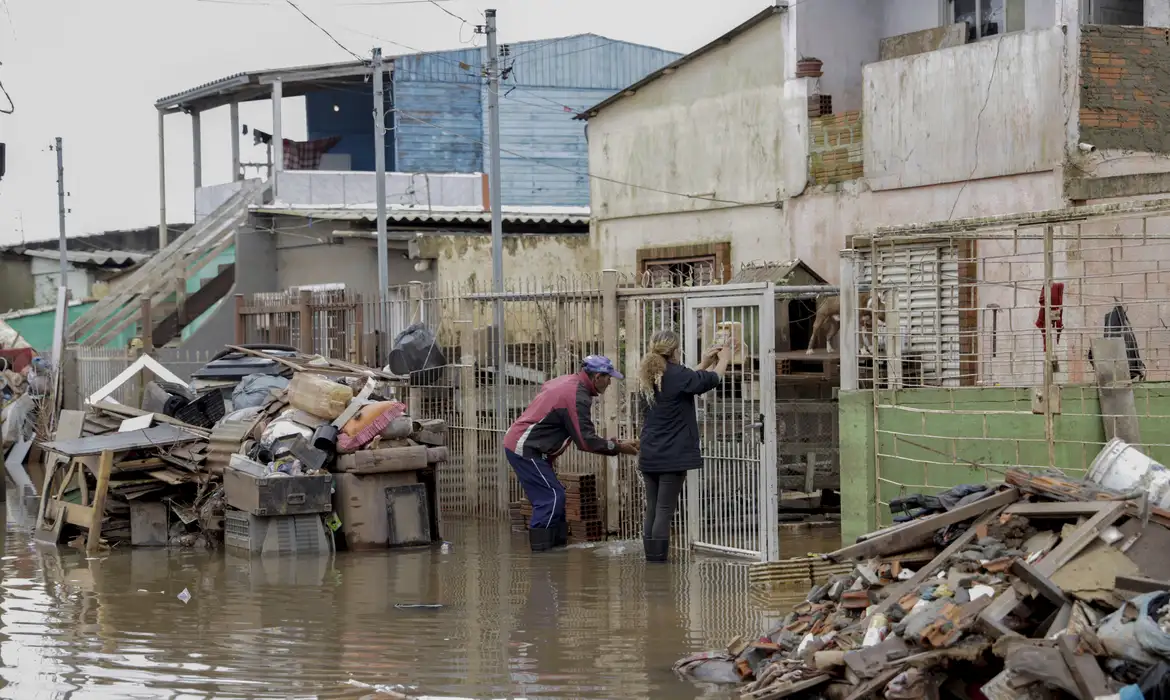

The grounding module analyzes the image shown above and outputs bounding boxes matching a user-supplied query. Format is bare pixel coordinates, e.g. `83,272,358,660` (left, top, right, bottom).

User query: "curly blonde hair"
639,329,680,404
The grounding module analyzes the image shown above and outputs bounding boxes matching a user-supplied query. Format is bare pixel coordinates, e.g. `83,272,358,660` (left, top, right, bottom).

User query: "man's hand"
617,439,639,456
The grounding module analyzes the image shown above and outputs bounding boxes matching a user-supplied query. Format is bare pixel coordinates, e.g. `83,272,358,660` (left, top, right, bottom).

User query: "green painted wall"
181,245,235,343
839,383,1170,544
6,303,94,352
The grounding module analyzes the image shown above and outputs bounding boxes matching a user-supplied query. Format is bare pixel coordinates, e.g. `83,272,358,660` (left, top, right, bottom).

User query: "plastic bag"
232,374,290,411
1098,592,1170,665
287,373,352,420
220,406,263,425
0,393,35,446
259,409,314,449
387,323,447,380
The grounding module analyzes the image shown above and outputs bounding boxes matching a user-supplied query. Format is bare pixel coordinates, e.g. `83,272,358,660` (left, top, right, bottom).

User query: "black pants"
642,471,687,540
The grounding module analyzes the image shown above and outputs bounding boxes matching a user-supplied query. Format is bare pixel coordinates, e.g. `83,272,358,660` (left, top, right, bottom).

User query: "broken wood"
1056,634,1110,700
979,502,1126,639
1114,575,1170,594
336,445,429,474
828,488,1020,563
1010,559,1069,607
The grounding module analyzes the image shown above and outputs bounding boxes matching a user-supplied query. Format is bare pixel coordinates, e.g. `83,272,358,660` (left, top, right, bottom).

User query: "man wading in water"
503,355,638,552
637,330,730,562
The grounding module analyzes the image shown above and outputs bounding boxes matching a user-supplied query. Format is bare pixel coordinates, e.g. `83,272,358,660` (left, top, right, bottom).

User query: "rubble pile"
677,459,1170,700
26,345,448,552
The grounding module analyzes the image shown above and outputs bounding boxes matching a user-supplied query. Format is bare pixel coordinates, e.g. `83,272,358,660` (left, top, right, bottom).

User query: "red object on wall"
1035,282,1065,351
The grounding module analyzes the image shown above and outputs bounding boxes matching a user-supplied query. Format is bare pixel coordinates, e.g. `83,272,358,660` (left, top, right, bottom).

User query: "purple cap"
582,355,623,379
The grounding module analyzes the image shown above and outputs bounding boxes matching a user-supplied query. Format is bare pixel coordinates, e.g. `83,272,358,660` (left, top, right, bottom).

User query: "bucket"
1087,438,1170,510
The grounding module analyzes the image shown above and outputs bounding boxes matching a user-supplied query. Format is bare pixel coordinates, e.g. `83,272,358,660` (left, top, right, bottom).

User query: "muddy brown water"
0,498,838,699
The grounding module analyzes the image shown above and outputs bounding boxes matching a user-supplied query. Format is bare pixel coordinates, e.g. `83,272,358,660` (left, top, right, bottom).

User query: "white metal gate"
681,284,779,561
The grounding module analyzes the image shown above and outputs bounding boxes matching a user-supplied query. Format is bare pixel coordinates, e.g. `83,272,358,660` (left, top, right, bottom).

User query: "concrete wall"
274,171,485,208
1080,25,1170,154
586,12,806,222
416,233,597,293
839,384,1170,542
262,216,427,291
30,258,91,307
796,0,882,112
595,170,1061,285
882,0,945,40
0,256,33,313
864,27,1065,191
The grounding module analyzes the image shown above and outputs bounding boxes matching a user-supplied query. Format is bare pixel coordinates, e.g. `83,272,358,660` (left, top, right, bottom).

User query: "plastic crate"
224,509,334,556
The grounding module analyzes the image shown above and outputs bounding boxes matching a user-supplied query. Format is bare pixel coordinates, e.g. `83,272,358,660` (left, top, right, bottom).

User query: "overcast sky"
0,0,768,246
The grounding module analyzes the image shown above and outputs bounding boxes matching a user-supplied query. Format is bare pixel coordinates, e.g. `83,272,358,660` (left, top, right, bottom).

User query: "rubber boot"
554,522,569,548
645,537,669,562
529,527,555,553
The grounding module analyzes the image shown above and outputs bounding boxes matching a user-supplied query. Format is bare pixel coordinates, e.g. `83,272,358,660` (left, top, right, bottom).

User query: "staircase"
69,180,268,348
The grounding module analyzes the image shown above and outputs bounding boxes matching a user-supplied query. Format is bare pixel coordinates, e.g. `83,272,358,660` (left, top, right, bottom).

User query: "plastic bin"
224,509,334,556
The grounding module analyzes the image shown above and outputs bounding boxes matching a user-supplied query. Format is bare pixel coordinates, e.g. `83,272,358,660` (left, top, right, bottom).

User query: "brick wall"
808,111,863,185
1080,25,1170,153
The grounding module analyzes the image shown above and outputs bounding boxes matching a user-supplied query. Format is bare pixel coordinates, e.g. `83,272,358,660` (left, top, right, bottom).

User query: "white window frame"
948,0,1024,40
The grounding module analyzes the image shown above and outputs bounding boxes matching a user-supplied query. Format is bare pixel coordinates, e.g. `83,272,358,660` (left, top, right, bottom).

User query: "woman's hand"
617,439,640,455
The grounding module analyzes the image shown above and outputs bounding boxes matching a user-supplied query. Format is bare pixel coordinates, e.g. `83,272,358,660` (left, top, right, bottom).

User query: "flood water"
0,496,838,699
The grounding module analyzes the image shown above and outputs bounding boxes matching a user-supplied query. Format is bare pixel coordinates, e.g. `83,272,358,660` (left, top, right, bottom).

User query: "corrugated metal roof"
577,4,787,120
251,203,590,225
729,260,829,285
19,249,150,266
157,34,682,112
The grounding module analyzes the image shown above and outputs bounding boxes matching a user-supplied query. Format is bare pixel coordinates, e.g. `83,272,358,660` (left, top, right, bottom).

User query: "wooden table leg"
86,451,113,554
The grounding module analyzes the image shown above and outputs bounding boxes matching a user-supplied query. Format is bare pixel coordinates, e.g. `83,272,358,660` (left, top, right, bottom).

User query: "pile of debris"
29,345,448,553
677,444,1170,700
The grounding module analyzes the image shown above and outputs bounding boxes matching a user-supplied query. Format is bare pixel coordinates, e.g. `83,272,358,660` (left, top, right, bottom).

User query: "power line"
424,0,468,23
283,0,365,61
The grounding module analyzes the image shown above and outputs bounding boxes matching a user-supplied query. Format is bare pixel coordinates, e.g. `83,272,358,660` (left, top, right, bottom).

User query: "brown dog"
806,293,885,355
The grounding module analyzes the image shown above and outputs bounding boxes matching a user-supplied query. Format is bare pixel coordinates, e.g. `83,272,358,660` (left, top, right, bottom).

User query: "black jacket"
638,363,722,473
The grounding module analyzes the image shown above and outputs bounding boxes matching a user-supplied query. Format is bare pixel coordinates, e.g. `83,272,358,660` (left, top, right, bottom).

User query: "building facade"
580,0,1170,287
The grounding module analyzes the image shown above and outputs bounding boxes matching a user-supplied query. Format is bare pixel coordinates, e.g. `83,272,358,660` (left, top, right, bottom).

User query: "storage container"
1088,438,1170,510
287,372,354,420
224,467,333,516
224,509,334,556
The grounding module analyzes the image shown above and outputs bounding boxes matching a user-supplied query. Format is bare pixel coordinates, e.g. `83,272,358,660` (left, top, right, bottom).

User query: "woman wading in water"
636,330,730,562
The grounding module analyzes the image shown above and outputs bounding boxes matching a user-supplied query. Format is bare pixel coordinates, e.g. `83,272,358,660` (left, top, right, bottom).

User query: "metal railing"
841,199,1170,524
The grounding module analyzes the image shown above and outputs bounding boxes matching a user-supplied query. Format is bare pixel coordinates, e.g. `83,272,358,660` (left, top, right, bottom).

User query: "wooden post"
234,293,246,345
457,319,479,512
408,282,426,413
298,288,313,355
601,269,620,534
140,298,154,354
86,450,113,554
352,294,365,365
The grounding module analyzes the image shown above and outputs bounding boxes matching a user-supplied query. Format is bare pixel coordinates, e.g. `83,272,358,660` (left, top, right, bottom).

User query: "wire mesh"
845,206,1170,524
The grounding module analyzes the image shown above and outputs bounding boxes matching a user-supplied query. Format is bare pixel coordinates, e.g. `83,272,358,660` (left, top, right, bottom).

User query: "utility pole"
54,137,67,285
373,47,390,312
484,9,508,511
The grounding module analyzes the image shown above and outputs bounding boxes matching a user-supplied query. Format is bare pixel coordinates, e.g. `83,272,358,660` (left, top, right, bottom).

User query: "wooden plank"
337,446,429,475
1057,634,1109,700
86,451,113,554
59,501,96,528
1010,559,1069,606
828,488,1019,562
1005,501,1114,516
1115,575,1170,594
1092,337,1142,447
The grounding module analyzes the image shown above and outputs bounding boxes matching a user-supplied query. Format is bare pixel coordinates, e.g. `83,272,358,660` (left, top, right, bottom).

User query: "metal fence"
841,199,1170,522
66,346,218,411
